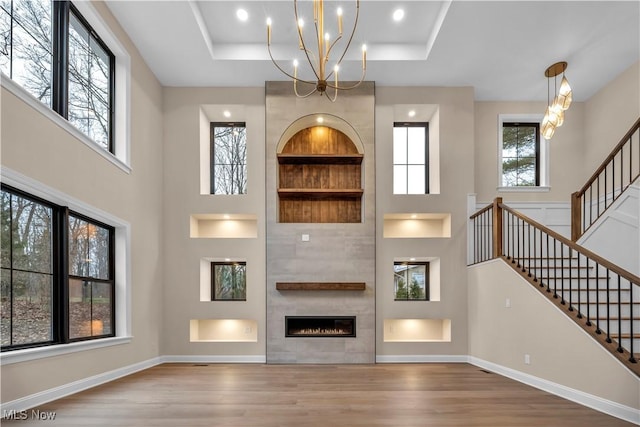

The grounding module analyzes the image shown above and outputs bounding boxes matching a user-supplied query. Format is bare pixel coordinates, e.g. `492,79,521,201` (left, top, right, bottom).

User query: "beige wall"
473,101,586,203
474,60,640,205
0,2,163,403
584,61,640,175
161,87,266,357
375,87,475,357
468,259,639,410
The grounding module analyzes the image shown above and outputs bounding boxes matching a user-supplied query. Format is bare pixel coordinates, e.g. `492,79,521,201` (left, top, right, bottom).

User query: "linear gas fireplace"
285,316,356,338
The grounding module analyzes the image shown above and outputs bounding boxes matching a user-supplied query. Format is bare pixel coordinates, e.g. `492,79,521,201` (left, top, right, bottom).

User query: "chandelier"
541,61,572,139
266,0,367,102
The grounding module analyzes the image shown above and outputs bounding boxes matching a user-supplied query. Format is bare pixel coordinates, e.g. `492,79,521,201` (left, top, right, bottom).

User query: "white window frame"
497,114,550,192
0,1,131,173
0,167,132,366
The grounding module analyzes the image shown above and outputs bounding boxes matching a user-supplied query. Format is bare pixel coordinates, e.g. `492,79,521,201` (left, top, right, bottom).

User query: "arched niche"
276,115,364,223
276,114,364,154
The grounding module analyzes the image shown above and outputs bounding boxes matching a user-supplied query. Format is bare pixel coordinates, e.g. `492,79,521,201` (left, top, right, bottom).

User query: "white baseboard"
3,354,637,425
1,357,162,414
160,355,266,364
376,355,468,363
468,356,640,426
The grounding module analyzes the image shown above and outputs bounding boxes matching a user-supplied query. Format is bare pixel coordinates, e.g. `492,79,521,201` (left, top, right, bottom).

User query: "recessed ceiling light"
317,117,324,123
409,257,416,261
223,110,231,118
408,110,416,117
236,9,248,22
225,258,231,262
223,214,231,219
410,214,417,219
393,9,404,22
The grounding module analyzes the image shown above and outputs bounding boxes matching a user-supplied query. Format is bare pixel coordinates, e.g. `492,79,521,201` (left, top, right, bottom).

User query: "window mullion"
8,193,14,346
52,0,69,118
56,206,70,343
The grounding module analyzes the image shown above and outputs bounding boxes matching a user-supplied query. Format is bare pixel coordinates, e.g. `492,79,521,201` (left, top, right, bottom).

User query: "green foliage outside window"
394,262,428,301
502,123,540,187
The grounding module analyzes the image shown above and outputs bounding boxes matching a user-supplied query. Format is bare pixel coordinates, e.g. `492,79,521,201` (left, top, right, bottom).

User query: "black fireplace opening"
285,316,356,338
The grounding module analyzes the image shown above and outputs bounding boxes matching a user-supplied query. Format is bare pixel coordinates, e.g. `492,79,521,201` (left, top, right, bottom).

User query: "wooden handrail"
469,202,493,220
499,202,640,286
577,117,640,195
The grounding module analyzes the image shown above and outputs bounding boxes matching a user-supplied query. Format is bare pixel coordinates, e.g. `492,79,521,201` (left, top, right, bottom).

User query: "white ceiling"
105,1,639,102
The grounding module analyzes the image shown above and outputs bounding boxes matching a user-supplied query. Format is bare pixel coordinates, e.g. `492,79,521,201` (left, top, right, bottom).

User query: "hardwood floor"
3,363,635,426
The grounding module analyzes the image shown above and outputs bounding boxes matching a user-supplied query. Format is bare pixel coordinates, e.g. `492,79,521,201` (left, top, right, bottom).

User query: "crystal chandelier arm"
294,0,320,81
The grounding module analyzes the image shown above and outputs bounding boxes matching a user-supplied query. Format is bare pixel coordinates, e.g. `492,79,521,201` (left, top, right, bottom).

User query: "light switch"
301,234,310,242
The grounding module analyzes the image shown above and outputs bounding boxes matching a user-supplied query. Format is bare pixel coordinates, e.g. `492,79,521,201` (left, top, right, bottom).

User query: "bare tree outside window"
68,214,113,339
211,123,247,195
211,262,246,300
0,0,53,106
1,186,115,351
1,189,54,347
0,0,114,151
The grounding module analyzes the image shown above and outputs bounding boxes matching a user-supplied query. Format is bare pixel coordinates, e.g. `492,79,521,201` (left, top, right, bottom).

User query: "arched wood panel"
278,126,363,223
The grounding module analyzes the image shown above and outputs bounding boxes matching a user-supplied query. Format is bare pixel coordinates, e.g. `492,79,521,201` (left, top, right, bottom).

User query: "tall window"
394,261,429,301
501,122,540,187
211,262,246,301
1,185,115,351
393,123,429,194
1,189,54,348
68,214,114,339
0,0,115,152
211,122,247,195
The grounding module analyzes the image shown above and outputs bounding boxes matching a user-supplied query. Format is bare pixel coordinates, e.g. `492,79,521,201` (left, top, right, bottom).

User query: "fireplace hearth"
285,316,356,338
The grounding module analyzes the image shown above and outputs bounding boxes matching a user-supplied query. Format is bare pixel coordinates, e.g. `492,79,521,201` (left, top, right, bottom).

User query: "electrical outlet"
505,298,511,308
244,327,252,334
524,354,531,365
301,234,310,242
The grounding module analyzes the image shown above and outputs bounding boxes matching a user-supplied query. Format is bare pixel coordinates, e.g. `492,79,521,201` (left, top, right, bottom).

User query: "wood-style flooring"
3,363,635,426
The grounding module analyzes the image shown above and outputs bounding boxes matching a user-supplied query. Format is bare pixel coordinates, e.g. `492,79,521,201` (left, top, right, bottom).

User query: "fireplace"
285,316,356,338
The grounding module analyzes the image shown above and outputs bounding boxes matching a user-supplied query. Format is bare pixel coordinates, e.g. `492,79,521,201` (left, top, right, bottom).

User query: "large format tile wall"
265,82,376,363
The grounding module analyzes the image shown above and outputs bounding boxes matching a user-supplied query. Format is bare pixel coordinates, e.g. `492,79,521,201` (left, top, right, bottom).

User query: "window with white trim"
498,114,548,190
1,0,115,152
1,184,115,351
393,122,429,194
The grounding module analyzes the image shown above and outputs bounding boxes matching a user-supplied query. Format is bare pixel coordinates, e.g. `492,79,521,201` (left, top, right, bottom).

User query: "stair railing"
471,198,640,373
571,117,640,241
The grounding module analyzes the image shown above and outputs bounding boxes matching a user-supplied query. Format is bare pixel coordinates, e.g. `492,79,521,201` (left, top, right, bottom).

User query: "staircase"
470,198,640,376
470,119,640,375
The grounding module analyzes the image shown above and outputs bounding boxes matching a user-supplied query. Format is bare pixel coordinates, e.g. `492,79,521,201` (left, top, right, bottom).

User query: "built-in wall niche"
278,125,363,223
189,319,258,342
383,319,451,342
394,257,440,301
190,214,257,238
383,213,451,238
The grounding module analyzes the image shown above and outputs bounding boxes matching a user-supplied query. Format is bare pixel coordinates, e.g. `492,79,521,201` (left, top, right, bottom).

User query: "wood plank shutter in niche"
278,126,363,223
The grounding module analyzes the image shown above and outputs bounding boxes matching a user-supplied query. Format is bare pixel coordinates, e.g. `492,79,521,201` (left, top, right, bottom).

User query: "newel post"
571,191,581,242
492,197,503,259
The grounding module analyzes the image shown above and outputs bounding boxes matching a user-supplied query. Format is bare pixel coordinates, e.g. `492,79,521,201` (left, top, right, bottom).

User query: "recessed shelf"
277,154,363,165
278,188,364,199
190,319,258,342
383,213,451,238
276,282,366,291
383,319,451,342
190,214,257,238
